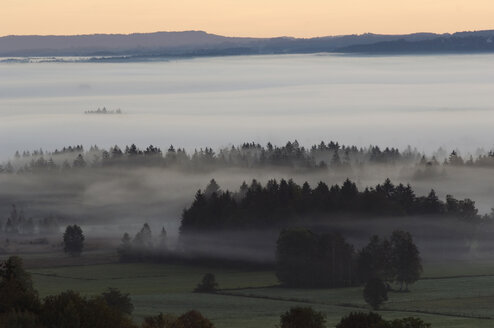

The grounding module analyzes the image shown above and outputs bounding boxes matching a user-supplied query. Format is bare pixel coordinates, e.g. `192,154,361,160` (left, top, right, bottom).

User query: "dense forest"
180,178,490,232
2,141,494,174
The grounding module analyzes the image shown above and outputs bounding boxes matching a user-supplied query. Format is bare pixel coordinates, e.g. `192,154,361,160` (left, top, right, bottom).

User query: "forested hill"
2,30,489,57
336,31,494,54
2,30,494,58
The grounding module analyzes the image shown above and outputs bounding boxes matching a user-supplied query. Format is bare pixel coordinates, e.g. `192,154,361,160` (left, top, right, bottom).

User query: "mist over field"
1,54,494,161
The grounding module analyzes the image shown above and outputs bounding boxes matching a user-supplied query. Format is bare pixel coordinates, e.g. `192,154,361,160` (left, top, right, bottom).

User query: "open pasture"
24,258,494,328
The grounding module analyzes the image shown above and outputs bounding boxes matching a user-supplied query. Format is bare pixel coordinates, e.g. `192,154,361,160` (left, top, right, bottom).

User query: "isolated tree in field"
279,307,326,328
194,273,218,293
0,256,40,314
63,224,85,256
363,278,388,310
390,230,422,291
335,312,385,328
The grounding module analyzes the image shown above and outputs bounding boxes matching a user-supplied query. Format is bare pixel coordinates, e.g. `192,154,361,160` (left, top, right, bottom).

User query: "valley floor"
13,249,494,328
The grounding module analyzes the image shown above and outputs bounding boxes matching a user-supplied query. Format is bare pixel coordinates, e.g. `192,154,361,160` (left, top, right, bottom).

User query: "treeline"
3,140,494,174
0,205,61,236
180,178,490,232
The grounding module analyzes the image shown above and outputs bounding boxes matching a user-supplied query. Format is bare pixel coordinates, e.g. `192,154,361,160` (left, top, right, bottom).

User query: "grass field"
18,250,494,328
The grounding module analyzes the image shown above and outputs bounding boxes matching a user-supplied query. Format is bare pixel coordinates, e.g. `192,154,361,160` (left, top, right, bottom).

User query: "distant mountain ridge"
1,30,493,57
335,30,494,54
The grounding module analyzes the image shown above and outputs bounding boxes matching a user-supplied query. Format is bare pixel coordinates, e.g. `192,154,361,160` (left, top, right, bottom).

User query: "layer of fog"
1,54,494,160
1,164,494,231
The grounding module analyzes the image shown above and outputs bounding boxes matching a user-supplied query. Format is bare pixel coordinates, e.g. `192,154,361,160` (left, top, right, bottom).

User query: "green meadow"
22,252,494,328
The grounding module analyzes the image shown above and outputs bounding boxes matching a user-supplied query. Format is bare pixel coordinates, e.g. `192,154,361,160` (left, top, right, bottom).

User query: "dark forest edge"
179,178,492,232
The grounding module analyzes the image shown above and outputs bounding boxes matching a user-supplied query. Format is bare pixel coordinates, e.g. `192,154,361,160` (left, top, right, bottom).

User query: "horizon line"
2,28,493,39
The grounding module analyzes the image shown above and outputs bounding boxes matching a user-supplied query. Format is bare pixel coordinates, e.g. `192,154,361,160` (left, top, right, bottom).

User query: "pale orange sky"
1,0,494,37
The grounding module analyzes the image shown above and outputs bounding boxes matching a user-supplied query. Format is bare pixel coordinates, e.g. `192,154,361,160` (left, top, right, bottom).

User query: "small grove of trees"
63,224,85,256
336,312,431,328
277,308,430,328
357,231,423,291
117,224,168,262
0,256,215,328
275,229,422,290
0,205,61,236
194,273,218,293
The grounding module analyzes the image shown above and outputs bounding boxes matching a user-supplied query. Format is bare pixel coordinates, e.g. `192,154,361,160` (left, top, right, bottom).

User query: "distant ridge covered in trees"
2,140,494,174
180,178,490,233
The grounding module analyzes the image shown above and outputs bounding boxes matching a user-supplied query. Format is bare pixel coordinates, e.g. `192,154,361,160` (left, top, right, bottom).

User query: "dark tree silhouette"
357,235,393,284
102,288,134,315
279,307,326,328
390,230,422,291
194,273,218,293
180,178,482,233
363,278,388,310
63,225,85,256
276,228,355,288
141,313,177,328
133,223,153,249
0,256,40,315
174,310,214,328
335,312,386,328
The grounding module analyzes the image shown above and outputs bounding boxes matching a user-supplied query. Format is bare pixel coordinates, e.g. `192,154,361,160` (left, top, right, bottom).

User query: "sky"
1,0,494,37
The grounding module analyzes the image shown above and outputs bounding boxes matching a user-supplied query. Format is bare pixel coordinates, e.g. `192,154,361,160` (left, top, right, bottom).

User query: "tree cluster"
277,307,430,328
0,140,423,174
180,178,485,233
275,228,422,290
357,231,422,291
142,310,214,328
5,141,494,176
276,229,356,288
118,224,168,262
0,205,61,236
336,312,431,328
